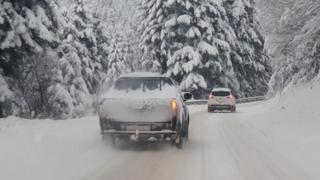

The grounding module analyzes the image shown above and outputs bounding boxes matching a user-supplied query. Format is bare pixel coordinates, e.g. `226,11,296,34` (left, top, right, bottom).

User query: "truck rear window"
211,91,230,96
114,77,173,91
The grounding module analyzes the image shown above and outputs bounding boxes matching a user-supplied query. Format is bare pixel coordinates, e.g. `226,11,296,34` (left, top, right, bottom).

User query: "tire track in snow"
80,104,315,180
220,119,315,180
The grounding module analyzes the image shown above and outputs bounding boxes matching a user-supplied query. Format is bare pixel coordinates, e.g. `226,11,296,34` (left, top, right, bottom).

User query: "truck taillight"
171,99,178,120
171,99,178,112
208,94,214,99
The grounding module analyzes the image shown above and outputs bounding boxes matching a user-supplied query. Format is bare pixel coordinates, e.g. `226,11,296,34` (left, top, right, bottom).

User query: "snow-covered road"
1,98,319,180
81,103,313,180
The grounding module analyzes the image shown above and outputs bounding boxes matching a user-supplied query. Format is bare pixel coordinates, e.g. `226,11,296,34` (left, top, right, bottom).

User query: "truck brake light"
171,99,178,127
171,99,178,112
208,94,214,99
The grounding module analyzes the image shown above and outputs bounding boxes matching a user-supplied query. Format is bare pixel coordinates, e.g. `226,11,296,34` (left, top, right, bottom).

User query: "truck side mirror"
183,92,192,101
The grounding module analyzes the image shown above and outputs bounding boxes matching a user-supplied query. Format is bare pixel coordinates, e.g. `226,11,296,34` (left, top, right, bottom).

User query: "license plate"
126,125,150,131
217,99,224,103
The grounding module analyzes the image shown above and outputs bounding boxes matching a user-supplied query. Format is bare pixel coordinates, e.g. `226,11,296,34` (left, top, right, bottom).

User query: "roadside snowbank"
0,116,113,180
247,82,320,178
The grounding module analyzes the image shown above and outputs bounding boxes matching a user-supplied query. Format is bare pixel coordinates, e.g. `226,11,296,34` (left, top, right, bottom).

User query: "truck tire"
175,123,183,149
101,134,109,144
231,106,236,112
175,133,183,149
184,116,189,141
110,135,120,149
208,107,214,113
99,117,108,132
102,134,119,148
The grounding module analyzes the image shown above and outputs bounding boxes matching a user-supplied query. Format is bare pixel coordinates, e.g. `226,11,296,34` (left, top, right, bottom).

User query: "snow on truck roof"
211,88,231,92
119,72,164,78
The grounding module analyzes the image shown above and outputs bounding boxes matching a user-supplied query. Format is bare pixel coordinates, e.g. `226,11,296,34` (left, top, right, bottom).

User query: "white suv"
207,88,236,112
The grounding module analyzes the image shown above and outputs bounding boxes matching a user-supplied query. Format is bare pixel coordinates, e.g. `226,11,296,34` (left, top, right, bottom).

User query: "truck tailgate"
100,98,173,123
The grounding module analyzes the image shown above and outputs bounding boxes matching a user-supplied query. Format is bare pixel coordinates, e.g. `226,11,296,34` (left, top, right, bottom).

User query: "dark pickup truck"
98,72,192,149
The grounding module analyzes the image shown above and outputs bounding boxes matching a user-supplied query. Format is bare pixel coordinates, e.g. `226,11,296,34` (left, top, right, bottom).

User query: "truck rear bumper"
101,129,177,142
101,129,176,135
100,119,174,131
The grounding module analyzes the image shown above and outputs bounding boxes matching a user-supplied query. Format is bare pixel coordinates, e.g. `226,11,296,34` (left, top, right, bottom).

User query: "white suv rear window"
212,91,230,96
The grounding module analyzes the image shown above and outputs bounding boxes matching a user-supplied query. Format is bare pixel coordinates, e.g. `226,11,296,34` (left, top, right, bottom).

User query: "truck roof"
119,72,164,78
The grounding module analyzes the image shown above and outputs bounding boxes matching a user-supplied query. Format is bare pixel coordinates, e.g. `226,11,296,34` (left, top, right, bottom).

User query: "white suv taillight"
227,94,235,99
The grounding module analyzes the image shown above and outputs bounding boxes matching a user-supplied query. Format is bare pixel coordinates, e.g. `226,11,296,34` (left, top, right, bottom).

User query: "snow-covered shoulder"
246,82,320,179
0,115,112,180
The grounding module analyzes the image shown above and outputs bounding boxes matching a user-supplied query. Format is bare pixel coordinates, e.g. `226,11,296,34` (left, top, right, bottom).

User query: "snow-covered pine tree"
94,20,109,75
124,3,145,72
0,0,109,118
0,0,61,117
139,0,167,72
164,0,219,97
47,0,103,118
97,0,145,73
69,0,104,93
268,0,320,92
140,0,271,98
0,70,13,117
48,36,89,118
104,33,130,88
224,0,271,97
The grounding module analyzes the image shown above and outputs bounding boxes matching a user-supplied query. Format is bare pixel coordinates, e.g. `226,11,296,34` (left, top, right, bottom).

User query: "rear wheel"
175,133,183,149
99,117,109,133
110,135,121,149
174,123,183,149
184,117,189,141
101,134,109,144
101,134,118,148
231,106,236,112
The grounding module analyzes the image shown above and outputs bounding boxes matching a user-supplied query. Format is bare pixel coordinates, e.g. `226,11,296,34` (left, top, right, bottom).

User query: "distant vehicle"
98,72,192,149
207,88,236,112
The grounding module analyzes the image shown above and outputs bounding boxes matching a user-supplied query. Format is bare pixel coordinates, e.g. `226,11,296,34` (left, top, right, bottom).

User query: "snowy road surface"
0,101,318,180
81,103,313,180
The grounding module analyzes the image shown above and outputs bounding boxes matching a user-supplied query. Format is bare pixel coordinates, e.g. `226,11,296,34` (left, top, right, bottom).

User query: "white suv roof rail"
119,72,163,78
211,88,231,92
